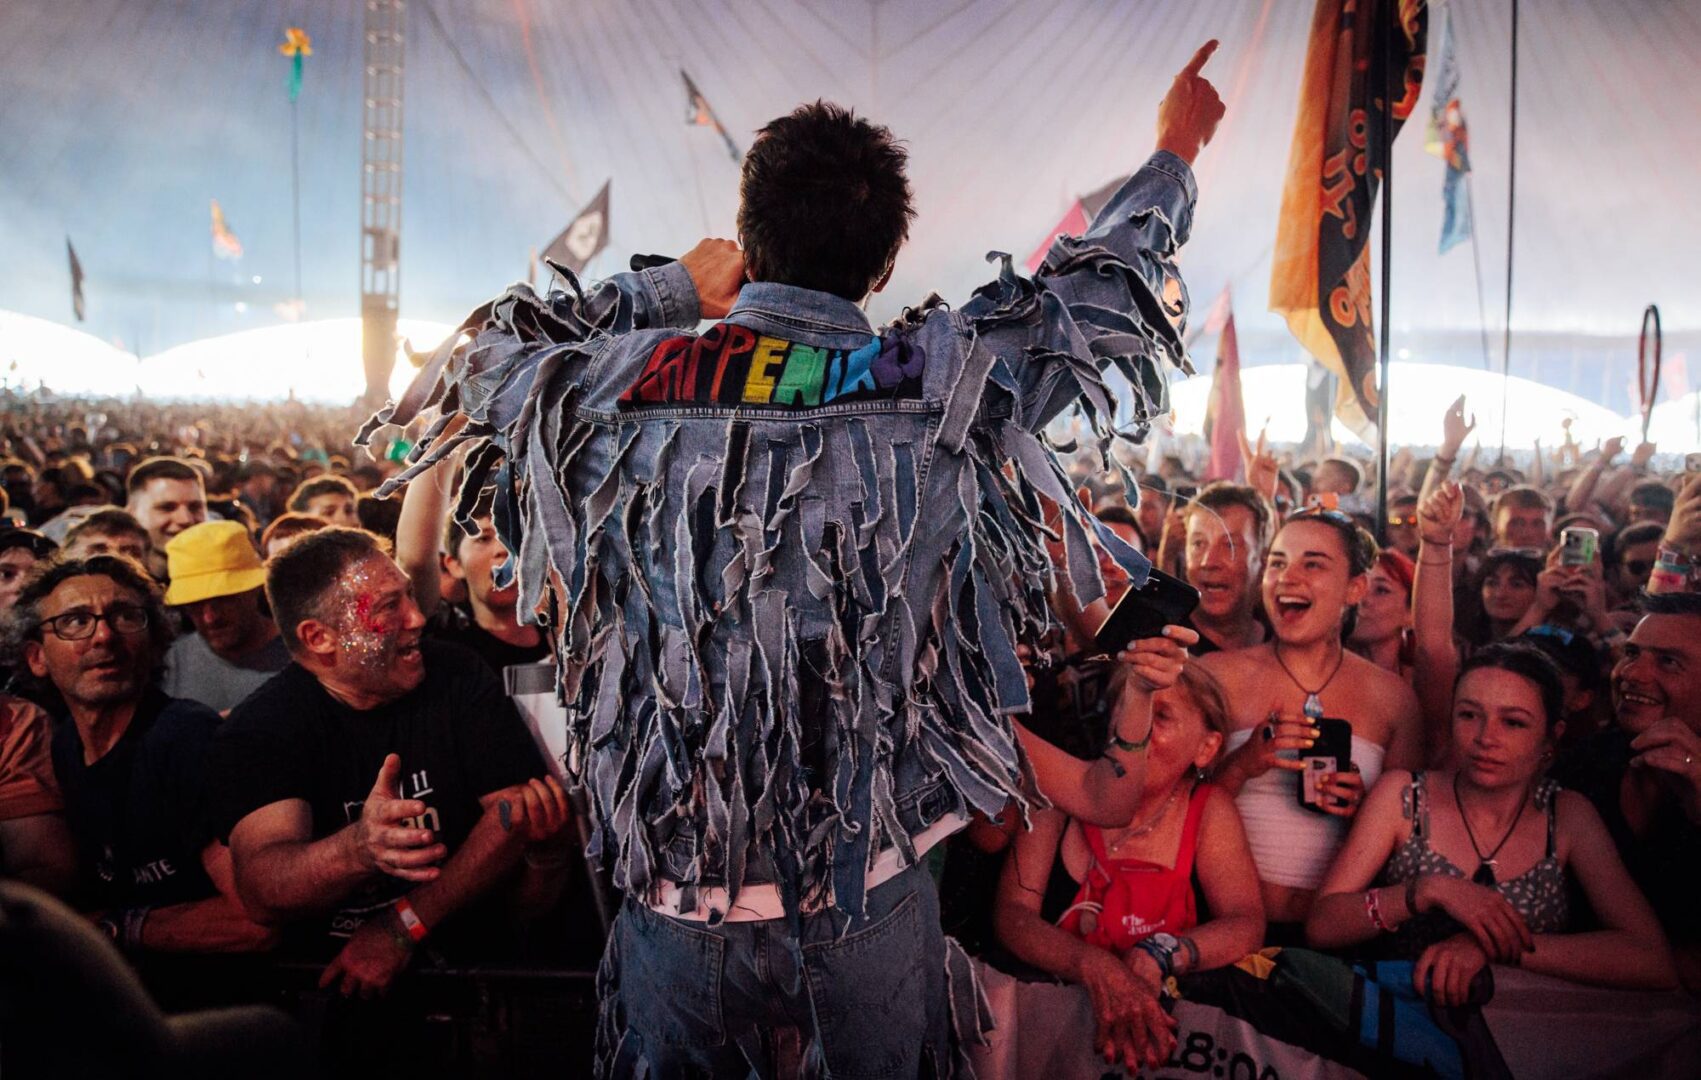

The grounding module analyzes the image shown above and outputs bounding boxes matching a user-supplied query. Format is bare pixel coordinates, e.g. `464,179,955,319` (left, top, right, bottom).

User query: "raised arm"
1565,436,1622,516
1420,396,1473,503
1015,628,1195,827
356,239,742,495
1412,482,1463,762
392,422,472,620
960,43,1224,436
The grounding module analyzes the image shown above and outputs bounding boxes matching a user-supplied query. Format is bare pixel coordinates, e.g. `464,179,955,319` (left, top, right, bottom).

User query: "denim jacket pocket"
617,903,727,1048
801,891,928,1078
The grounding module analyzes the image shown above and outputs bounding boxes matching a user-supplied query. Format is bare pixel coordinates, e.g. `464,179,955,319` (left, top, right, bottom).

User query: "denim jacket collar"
728,282,875,337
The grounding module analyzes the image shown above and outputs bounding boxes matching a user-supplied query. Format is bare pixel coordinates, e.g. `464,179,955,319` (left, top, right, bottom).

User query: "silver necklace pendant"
1304,693,1325,720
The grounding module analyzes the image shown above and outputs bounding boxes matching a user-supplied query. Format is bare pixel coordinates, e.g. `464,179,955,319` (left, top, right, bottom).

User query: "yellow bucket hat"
163,521,267,606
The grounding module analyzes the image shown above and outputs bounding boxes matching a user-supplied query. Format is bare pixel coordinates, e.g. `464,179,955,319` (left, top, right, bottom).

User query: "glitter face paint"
330,555,425,694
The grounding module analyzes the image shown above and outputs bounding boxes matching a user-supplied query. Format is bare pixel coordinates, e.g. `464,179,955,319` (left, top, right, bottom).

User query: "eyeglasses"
1387,515,1420,528
38,605,150,641
1485,547,1545,562
1624,559,1654,578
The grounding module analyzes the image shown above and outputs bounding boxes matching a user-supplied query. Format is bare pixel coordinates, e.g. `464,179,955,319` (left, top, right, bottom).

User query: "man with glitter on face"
206,527,575,997
359,44,1225,1076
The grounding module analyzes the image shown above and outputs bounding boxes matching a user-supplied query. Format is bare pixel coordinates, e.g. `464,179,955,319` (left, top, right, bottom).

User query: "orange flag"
1269,0,1427,440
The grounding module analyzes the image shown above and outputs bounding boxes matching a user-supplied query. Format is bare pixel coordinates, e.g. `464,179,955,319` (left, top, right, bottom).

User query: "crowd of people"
3,40,1699,1076
0,379,1695,1073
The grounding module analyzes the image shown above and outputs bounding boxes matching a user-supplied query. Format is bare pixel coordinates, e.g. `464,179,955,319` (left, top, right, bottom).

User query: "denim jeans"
597,864,972,1079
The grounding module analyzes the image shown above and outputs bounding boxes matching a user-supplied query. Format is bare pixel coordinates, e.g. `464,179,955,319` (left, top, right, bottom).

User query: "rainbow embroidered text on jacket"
360,150,1198,923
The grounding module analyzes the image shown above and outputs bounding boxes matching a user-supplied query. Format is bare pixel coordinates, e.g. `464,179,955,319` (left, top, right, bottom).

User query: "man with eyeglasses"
10,554,273,954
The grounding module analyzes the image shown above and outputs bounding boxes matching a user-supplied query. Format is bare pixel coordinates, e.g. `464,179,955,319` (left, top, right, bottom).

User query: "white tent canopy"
1165,362,1642,450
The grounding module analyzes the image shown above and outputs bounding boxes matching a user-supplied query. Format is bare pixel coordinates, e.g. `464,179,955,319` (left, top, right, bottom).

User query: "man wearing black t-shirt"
12,554,273,954
208,528,570,996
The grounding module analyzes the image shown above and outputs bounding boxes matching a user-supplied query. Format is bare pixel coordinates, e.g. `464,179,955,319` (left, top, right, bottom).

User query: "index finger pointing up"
1181,39,1219,78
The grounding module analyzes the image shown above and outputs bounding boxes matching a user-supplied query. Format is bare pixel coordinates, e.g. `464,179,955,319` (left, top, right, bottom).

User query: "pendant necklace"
1109,788,1182,853
1454,772,1530,887
1273,641,1346,720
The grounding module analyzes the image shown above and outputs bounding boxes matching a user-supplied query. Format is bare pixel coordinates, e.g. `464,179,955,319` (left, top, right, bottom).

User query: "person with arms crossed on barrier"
10,555,273,954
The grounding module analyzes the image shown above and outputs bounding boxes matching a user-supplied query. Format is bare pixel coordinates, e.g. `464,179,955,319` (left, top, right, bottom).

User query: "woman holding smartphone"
1305,644,1674,1003
1200,507,1424,939
994,663,1264,1073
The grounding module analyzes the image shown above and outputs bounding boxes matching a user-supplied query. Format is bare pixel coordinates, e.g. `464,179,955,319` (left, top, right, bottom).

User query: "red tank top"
1058,783,1211,953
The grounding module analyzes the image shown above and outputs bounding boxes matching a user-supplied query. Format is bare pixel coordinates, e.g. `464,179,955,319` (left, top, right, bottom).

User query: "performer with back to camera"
362,42,1225,1077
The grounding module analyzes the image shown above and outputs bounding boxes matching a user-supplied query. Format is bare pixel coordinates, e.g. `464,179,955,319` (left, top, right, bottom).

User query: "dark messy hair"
1456,642,1567,732
1639,591,1701,619
1193,482,1276,551
125,456,203,496
3,554,174,677
287,474,358,513
1279,508,1378,578
265,526,391,652
738,101,915,300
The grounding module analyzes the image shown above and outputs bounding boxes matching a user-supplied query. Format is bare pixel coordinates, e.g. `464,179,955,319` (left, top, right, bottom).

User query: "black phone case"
1092,567,1201,655
1298,717,1353,813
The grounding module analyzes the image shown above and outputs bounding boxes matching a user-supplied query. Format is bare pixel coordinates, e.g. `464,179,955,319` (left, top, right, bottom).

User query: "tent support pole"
1497,0,1520,463
1374,3,1395,548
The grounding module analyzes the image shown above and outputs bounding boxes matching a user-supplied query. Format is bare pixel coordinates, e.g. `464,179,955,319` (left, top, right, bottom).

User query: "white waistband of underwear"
647,812,968,923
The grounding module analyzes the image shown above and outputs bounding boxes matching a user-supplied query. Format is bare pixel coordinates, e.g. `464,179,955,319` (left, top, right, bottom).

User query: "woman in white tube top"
1199,505,1424,940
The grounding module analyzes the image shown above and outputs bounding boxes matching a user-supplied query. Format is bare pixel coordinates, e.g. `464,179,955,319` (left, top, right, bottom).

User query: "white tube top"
1222,728,1387,891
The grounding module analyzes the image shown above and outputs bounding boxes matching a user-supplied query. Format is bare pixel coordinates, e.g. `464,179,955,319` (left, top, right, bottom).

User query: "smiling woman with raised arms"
1199,507,1424,939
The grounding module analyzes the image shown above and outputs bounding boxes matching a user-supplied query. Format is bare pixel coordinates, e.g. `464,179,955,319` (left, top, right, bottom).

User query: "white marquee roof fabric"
2,0,1697,428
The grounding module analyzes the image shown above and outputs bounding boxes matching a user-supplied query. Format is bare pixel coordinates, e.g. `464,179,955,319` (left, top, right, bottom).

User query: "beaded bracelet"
1364,889,1392,932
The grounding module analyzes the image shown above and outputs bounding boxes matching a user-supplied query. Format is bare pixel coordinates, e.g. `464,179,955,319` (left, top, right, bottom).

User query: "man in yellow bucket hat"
161,521,289,713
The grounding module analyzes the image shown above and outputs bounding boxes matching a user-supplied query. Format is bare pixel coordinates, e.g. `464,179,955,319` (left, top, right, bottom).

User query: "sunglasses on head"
1522,623,1575,646
1486,546,1545,561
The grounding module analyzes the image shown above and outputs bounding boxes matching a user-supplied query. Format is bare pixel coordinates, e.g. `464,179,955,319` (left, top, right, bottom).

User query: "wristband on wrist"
1110,725,1153,754
1176,935,1200,975
120,907,151,953
393,897,429,943
1433,453,1456,467
1134,932,1182,980
1365,889,1392,932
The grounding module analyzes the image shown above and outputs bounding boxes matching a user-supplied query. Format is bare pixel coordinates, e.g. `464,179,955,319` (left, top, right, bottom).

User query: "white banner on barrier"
969,961,1363,1080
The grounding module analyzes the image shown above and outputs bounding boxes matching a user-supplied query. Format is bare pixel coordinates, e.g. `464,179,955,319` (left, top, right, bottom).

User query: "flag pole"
1374,3,1395,549
1497,0,1520,463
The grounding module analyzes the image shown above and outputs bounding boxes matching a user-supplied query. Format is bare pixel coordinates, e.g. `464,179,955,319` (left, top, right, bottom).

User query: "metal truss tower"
360,0,405,405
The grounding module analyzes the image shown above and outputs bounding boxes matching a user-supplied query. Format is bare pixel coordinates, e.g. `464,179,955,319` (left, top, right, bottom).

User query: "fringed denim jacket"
361,150,1198,925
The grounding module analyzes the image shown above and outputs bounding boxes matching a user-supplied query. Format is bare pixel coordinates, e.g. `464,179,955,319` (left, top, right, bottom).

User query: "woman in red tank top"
996,663,1266,1071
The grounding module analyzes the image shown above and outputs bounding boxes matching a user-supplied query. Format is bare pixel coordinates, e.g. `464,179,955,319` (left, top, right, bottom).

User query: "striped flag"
1425,9,1473,253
